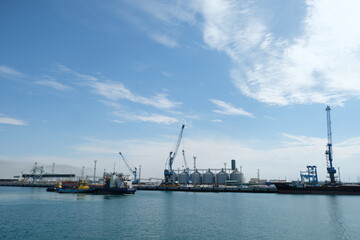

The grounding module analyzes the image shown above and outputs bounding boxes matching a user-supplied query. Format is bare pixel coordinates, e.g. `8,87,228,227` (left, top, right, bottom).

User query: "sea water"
0,187,359,240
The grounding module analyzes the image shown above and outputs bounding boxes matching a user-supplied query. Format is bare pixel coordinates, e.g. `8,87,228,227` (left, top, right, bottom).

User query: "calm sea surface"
1,187,359,240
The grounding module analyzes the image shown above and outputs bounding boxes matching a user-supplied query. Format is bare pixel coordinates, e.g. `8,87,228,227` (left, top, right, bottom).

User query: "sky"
1,0,360,182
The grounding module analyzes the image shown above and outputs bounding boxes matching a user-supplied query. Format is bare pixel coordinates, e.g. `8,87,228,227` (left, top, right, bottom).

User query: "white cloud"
91,81,180,110
35,79,71,91
56,64,98,81
57,64,180,110
281,133,324,147
199,0,360,105
0,114,27,126
161,71,173,78
118,1,199,48
0,65,23,78
113,112,179,125
211,119,223,123
151,33,179,48
210,99,255,118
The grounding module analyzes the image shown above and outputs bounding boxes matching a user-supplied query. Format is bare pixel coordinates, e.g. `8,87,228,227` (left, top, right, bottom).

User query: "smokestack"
231,159,236,171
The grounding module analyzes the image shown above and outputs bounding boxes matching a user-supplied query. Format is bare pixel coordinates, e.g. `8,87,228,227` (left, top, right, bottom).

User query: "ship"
57,180,95,193
274,106,360,195
92,172,136,195
275,182,360,195
48,172,136,195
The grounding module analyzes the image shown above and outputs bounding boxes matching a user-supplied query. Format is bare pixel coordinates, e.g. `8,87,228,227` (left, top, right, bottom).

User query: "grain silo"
230,168,243,184
190,170,202,185
202,169,215,184
178,170,189,184
216,169,229,184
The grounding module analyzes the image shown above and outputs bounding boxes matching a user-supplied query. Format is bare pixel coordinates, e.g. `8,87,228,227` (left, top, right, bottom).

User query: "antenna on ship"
325,106,337,184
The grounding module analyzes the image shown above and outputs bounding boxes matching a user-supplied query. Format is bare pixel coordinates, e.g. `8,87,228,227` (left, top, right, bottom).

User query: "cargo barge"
274,182,360,195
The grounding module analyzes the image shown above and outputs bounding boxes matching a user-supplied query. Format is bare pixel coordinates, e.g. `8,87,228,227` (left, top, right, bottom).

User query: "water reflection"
326,196,352,240
75,194,88,201
102,194,128,200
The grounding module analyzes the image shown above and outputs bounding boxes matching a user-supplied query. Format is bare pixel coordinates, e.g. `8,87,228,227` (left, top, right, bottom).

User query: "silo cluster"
166,159,243,185
177,168,243,186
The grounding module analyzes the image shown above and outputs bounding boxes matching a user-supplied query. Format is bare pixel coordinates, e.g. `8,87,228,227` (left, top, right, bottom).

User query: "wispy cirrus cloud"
210,99,254,118
281,133,324,147
151,33,179,48
91,81,180,110
123,1,360,106
35,78,71,91
113,111,179,125
56,64,181,110
0,114,27,126
211,119,223,123
199,0,360,105
114,0,199,48
0,65,24,79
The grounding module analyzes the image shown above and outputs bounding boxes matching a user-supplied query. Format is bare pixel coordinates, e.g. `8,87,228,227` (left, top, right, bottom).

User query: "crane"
164,124,185,184
119,152,139,184
182,149,190,182
325,106,336,184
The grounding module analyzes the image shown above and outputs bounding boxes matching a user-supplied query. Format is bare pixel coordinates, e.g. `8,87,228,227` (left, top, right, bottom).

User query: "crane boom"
119,152,139,184
164,124,185,184
182,149,190,176
325,106,336,184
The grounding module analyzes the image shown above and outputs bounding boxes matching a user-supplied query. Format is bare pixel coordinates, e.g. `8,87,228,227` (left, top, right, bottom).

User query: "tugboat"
93,172,136,195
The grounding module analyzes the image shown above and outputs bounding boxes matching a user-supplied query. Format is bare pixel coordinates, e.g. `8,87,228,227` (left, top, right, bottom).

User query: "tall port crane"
164,124,185,184
119,152,139,184
182,150,190,175
325,106,336,184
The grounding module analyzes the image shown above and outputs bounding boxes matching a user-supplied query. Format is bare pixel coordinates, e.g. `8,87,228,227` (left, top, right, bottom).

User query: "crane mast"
325,106,336,184
182,150,189,175
164,124,185,184
119,152,139,184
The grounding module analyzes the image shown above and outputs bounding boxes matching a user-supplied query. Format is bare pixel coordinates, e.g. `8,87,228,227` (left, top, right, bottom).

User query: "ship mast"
325,106,336,184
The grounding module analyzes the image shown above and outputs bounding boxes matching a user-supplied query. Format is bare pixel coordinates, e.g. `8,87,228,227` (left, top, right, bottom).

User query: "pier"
136,185,277,193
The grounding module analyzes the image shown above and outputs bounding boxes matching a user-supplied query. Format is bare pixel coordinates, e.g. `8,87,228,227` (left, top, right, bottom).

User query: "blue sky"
1,0,360,182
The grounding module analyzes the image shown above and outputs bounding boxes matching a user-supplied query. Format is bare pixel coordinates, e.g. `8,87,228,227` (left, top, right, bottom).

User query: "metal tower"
325,106,336,183
300,166,318,184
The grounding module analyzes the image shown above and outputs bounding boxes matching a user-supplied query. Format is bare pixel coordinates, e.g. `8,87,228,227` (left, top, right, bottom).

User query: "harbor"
2,107,360,195
3,1,360,239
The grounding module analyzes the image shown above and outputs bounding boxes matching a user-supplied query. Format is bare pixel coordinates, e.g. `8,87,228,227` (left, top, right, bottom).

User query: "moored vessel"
57,180,95,193
92,172,136,195
275,182,360,195
275,106,360,195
